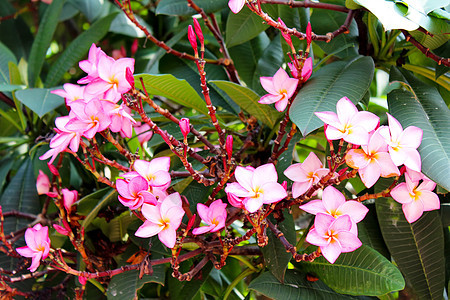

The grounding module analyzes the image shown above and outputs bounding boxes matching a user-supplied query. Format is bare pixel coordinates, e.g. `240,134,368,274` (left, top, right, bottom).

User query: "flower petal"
321,239,342,264
338,201,368,223
299,200,327,215
391,183,413,204
335,231,362,253
305,228,328,247
135,220,162,238
158,228,177,248
322,186,346,214
419,190,440,211
402,200,424,223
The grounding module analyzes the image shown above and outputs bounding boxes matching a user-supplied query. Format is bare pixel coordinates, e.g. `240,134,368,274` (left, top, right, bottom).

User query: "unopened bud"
131,39,139,56
47,163,59,177
282,181,287,190
187,25,198,57
306,22,312,45
226,135,233,158
278,18,292,47
78,276,87,285
54,224,70,236
193,18,204,50
36,170,51,195
187,214,196,232
126,67,134,88
179,118,190,140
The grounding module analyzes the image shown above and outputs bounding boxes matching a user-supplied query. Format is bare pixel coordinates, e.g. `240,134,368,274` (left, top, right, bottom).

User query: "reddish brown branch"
401,30,450,67
260,0,349,13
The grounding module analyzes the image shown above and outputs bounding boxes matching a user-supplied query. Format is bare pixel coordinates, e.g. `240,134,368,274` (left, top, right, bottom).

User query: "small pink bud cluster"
188,18,205,58
40,44,136,164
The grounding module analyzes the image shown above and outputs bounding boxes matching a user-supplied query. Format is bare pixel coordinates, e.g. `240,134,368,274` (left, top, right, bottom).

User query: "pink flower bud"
278,18,292,47
187,25,198,55
36,170,51,195
187,214,196,232
282,181,287,190
47,163,59,177
180,118,190,139
126,67,134,88
62,189,78,211
226,135,233,158
78,276,87,285
131,39,139,56
47,192,59,198
306,22,312,45
193,18,204,48
53,224,70,236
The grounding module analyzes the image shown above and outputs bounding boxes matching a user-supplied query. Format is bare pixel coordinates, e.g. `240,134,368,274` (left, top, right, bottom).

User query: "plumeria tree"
0,0,449,299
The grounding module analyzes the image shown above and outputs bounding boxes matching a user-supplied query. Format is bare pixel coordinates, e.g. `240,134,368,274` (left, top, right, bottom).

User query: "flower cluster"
40,44,136,164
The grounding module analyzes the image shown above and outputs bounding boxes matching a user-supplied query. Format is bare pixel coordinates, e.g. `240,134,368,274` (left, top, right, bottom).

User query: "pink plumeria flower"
306,213,362,264
299,186,368,235
134,122,153,145
315,96,379,146
16,224,51,272
228,0,245,13
345,129,400,188
85,56,135,102
51,83,88,106
288,57,313,82
284,152,331,198
225,163,287,213
133,158,171,190
61,188,78,211
78,44,108,84
36,170,50,195
259,68,299,112
101,100,136,138
135,193,185,248
192,200,227,235
378,113,423,172
39,116,81,164
390,171,439,223
65,99,111,139
116,176,157,210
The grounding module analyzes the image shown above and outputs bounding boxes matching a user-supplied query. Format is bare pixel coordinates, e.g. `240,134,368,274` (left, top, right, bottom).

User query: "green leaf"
226,6,269,48
168,261,213,300
68,0,110,22
261,210,296,283
310,10,358,58
249,270,360,299
0,84,26,92
0,158,14,194
106,266,165,299
354,0,419,31
135,74,210,118
27,0,65,87
420,0,450,14
356,204,390,258
81,188,117,229
410,30,449,50
109,12,149,38
290,56,375,136
210,80,282,128
0,42,16,84
15,88,64,117
376,197,445,299
0,158,40,270
44,12,118,87
228,33,270,91
298,245,405,296
0,0,33,60
156,0,227,16
387,67,450,191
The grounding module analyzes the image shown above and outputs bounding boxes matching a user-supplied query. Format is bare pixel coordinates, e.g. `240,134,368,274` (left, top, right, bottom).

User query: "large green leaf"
310,10,358,58
226,6,269,48
0,0,33,60
290,56,374,136
0,158,40,271
356,204,390,258
261,210,296,283
0,42,16,84
156,0,227,16
249,270,360,299
27,0,65,87
209,80,282,128
15,88,64,117
297,245,404,296
228,33,270,91
387,67,450,191
81,188,118,229
376,197,445,299
135,74,210,117
106,266,165,299
44,12,118,87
